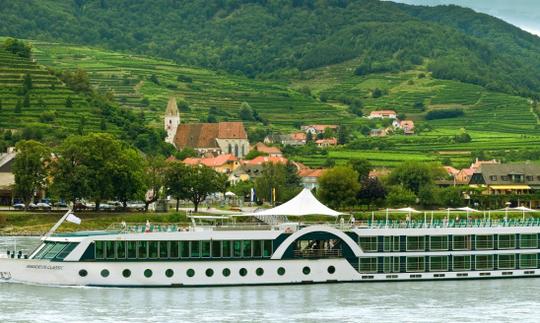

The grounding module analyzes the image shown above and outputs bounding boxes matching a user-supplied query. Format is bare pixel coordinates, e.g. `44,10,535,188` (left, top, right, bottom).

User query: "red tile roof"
183,154,237,167
315,138,337,145
291,132,307,141
370,110,397,116
174,122,247,149
298,168,326,178
254,142,282,155
243,156,288,165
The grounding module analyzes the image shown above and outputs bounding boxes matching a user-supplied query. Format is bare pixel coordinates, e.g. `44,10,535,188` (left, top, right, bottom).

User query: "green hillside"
1,0,540,98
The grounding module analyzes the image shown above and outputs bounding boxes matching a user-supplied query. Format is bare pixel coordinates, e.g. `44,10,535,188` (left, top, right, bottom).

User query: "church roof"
174,122,247,149
165,97,178,117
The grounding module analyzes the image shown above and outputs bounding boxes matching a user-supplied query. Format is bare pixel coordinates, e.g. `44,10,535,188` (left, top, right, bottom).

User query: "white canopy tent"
242,188,344,217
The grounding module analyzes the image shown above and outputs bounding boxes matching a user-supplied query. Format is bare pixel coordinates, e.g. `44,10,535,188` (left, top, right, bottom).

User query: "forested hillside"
1,0,540,97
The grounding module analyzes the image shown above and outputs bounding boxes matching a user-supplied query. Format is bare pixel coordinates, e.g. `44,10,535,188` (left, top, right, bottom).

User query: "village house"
164,97,250,157
298,168,325,190
252,142,283,157
301,124,338,135
393,120,415,135
455,158,499,184
315,138,337,148
368,110,397,119
182,154,240,174
0,148,16,206
369,128,388,137
469,163,540,207
230,156,289,183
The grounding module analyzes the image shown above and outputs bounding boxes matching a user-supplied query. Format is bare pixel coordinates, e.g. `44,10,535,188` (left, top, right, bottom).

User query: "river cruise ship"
2,189,540,287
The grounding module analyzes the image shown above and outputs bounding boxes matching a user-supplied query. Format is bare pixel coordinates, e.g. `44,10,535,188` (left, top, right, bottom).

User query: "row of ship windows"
94,240,273,260
359,234,539,252
358,254,539,273
79,265,337,279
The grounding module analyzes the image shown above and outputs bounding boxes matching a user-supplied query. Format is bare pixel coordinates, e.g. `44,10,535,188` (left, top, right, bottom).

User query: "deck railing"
293,248,342,258
357,218,540,229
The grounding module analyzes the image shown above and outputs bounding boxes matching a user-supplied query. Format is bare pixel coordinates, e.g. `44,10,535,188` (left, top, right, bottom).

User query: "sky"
388,0,540,36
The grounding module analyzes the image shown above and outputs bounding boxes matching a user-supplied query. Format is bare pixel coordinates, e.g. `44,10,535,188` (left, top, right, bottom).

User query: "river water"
0,237,539,322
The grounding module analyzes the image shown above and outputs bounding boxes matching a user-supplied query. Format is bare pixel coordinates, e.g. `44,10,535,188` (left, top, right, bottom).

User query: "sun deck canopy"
243,188,344,217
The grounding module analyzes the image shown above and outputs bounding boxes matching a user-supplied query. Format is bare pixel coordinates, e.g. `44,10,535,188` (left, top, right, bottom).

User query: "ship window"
239,268,248,277
222,268,231,277
475,235,494,250
122,269,131,278
263,240,272,258
105,241,115,259
256,268,264,276
43,243,68,260
55,243,79,260
79,269,88,277
166,269,174,278
393,236,400,251
101,269,110,278
116,241,126,259
452,255,471,271
277,267,286,276
429,236,448,251
406,236,425,251
95,241,105,259
144,269,153,278
520,234,538,248
201,241,211,258
383,256,400,273
170,241,179,258
127,241,137,259
302,266,311,275
149,241,158,259
190,241,201,258
406,256,425,272
475,255,494,270
187,269,195,277
383,236,392,252
205,268,214,277
33,243,55,259
180,241,189,258
429,256,448,272
327,266,336,274
520,254,538,268
159,241,168,259
222,241,231,258
498,254,515,269
212,241,221,258
253,240,262,257
233,241,242,258
242,240,252,258
452,235,471,250
359,236,378,252
498,234,516,249
138,241,148,259
359,257,378,273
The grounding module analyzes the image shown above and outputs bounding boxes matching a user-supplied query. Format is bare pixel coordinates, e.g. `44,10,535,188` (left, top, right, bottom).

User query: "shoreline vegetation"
1,209,536,236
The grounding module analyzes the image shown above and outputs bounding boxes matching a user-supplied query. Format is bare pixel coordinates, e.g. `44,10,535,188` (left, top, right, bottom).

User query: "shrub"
425,108,464,120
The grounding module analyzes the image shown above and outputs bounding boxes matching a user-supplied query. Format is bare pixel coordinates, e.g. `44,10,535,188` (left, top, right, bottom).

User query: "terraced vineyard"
0,48,115,135
30,41,349,129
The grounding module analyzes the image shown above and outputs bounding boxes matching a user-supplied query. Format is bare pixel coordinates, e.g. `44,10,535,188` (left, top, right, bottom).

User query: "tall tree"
111,147,146,209
387,161,445,194
317,166,360,209
12,140,50,209
182,165,227,213
348,158,372,181
143,155,166,211
255,163,301,204
164,161,189,212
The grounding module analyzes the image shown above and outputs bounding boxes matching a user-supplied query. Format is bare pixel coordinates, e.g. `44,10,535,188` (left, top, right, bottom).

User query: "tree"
164,161,189,211
357,177,387,206
238,102,254,121
143,155,166,211
182,165,227,212
386,185,417,207
387,161,445,194
65,97,73,108
14,100,22,113
244,149,267,160
111,147,147,209
348,158,372,181
306,131,313,142
2,38,31,58
12,141,50,209
22,73,33,94
23,93,30,108
318,166,360,209
254,163,301,204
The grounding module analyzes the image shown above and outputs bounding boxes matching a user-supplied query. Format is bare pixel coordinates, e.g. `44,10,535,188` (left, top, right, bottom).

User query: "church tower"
164,97,180,146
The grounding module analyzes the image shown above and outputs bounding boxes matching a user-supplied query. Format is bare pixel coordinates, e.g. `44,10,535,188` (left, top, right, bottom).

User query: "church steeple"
164,97,180,146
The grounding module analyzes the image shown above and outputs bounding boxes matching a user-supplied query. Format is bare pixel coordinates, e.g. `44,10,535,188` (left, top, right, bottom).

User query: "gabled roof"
174,122,247,149
183,154,237,167
472,163,540,185
244,156,288,165
254,142,282,155
298,168,325,178
315,138,337,145
370,110,396,115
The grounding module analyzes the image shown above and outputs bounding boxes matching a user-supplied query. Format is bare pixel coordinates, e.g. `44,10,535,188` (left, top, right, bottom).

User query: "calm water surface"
0,237,538,322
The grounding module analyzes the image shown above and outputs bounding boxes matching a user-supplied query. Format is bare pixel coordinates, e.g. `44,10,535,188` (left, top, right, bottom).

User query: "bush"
425,108,464,120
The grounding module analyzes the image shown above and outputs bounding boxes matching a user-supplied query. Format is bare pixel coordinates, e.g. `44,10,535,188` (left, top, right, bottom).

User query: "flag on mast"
66,213,81,225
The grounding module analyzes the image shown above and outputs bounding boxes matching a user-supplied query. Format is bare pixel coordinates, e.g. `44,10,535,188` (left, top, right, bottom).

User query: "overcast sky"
388,0,540,36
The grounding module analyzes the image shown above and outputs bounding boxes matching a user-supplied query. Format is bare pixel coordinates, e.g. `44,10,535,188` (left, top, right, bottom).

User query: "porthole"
187,269,195,277
206,268,214,277
144,269,153,278
327,266,336,274
277,267,286,276
79,269,88,277
165,269,174,278
222,268,231,277
239,268,248,277
303,266,311,275
122,269,131,278
256,268,264,276
101,269,110,278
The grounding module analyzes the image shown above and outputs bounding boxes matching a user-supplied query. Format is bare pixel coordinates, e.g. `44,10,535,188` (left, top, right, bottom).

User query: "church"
164,97,250,158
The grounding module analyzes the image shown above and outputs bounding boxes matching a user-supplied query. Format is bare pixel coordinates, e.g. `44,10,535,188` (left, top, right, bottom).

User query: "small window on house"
501,176,509,181
526,176,534,181
490,175,497,181
537,176,540,181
